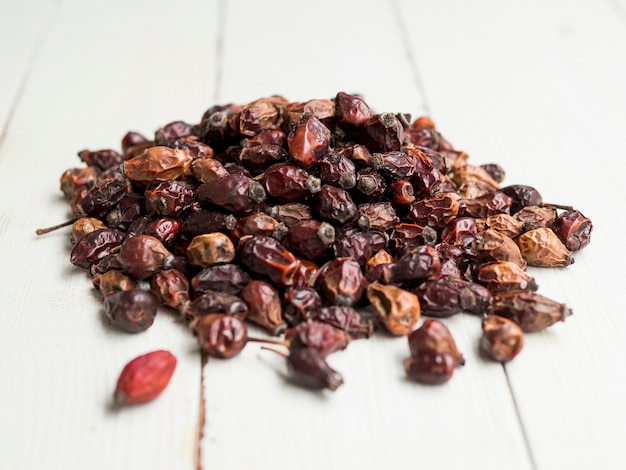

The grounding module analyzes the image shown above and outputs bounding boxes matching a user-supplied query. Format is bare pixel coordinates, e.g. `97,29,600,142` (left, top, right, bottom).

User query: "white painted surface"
1,1,624,469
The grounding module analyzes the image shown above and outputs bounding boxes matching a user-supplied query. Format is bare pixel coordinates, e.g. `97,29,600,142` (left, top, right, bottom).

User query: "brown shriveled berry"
479,214,524,239
474,229,526,268
355,169,387,201
367,282,421,335
361,113,404,153
464,191,511,218
284,99,335,127
60,167,99,199
283,219,335,260
155,121,193,145
500,185,542,214
404,352,457,385
118,235,173,279
239,144,288,173
282,287,323,327
313,185,357,225
197,174,266,215
286,347,344,391
186,233,235,268
192,314,248,358
71,217,107,245
480,315,524,362
387,180,416,206
365,249,394,272
191,264,251,296
452,162,500,199
93,270,136,296
315,258,367,306
314,306,373,339
145,180,195,218
287,113,331,169
407,319,465,365
318,152,357,189
264,163,321,203
191,157,229,183
143,218,183,248
114,350,177,406
268,203,313,228
239,235,302,289
78,149,123,171
357,202,399,232
489,290,572,332
480,163,506,183
122,146,192,183
70,228,125,269
239,97,284,136
181,291,248,321
407,192,463,229
240,280,285,335
149,269,190,310
232,212,286,241
477,261,538,293
333,229,387,266
552,210,593,250
412,279,462,318
182,210,237,237
335,92,372,129
382,245,441,284
76,179,128,219
285,321,350,357
103,289,158,333
517,228,574,267
513,205,557,231
441,217,478,248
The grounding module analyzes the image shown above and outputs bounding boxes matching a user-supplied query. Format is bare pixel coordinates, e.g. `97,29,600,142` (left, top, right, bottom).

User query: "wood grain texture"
396,0,626,468
0,0,57,136
0,1,219,468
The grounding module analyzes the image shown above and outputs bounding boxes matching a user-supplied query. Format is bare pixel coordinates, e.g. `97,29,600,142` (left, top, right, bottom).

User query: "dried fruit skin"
239,235,301,289
118,235,173,279
285,321,350,357
407,319,464,365
517,228,574,267
489,290,572,332
480,315,524,362
187,233,236,268
413,279,462,318
70,228,125,269
114,350,177,405
150,269,190,310
314,306,373,339
287,113,331,169
552,210,593,250
193,314,248,358
104,289,158,333
287,347,344,391
405,352,457,385
367,282,421,335
315,258,367,306
477,261,538,293
240,280,285,335
122,146,192,183
182,291,248,321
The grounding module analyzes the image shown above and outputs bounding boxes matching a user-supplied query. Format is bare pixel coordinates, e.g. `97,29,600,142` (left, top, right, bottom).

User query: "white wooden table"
2,1,625,469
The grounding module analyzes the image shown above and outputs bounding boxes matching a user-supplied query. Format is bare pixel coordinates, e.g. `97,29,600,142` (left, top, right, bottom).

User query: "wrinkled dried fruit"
489,290,572,332
367,282,421,335
480,315,524,362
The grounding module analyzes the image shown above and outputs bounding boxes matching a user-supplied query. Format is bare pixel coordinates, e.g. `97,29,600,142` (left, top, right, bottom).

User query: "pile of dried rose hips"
43,92,592,396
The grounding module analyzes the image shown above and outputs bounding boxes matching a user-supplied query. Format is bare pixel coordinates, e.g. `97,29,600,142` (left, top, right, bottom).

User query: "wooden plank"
0,0,57,134
0,1,219,468
200,1,532,469
396,0,626,468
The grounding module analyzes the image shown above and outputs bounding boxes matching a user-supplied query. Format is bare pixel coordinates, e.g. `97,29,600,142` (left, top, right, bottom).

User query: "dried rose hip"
552,210,593,250
480,315,524,362
104,289,158,333
114,350,177,406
